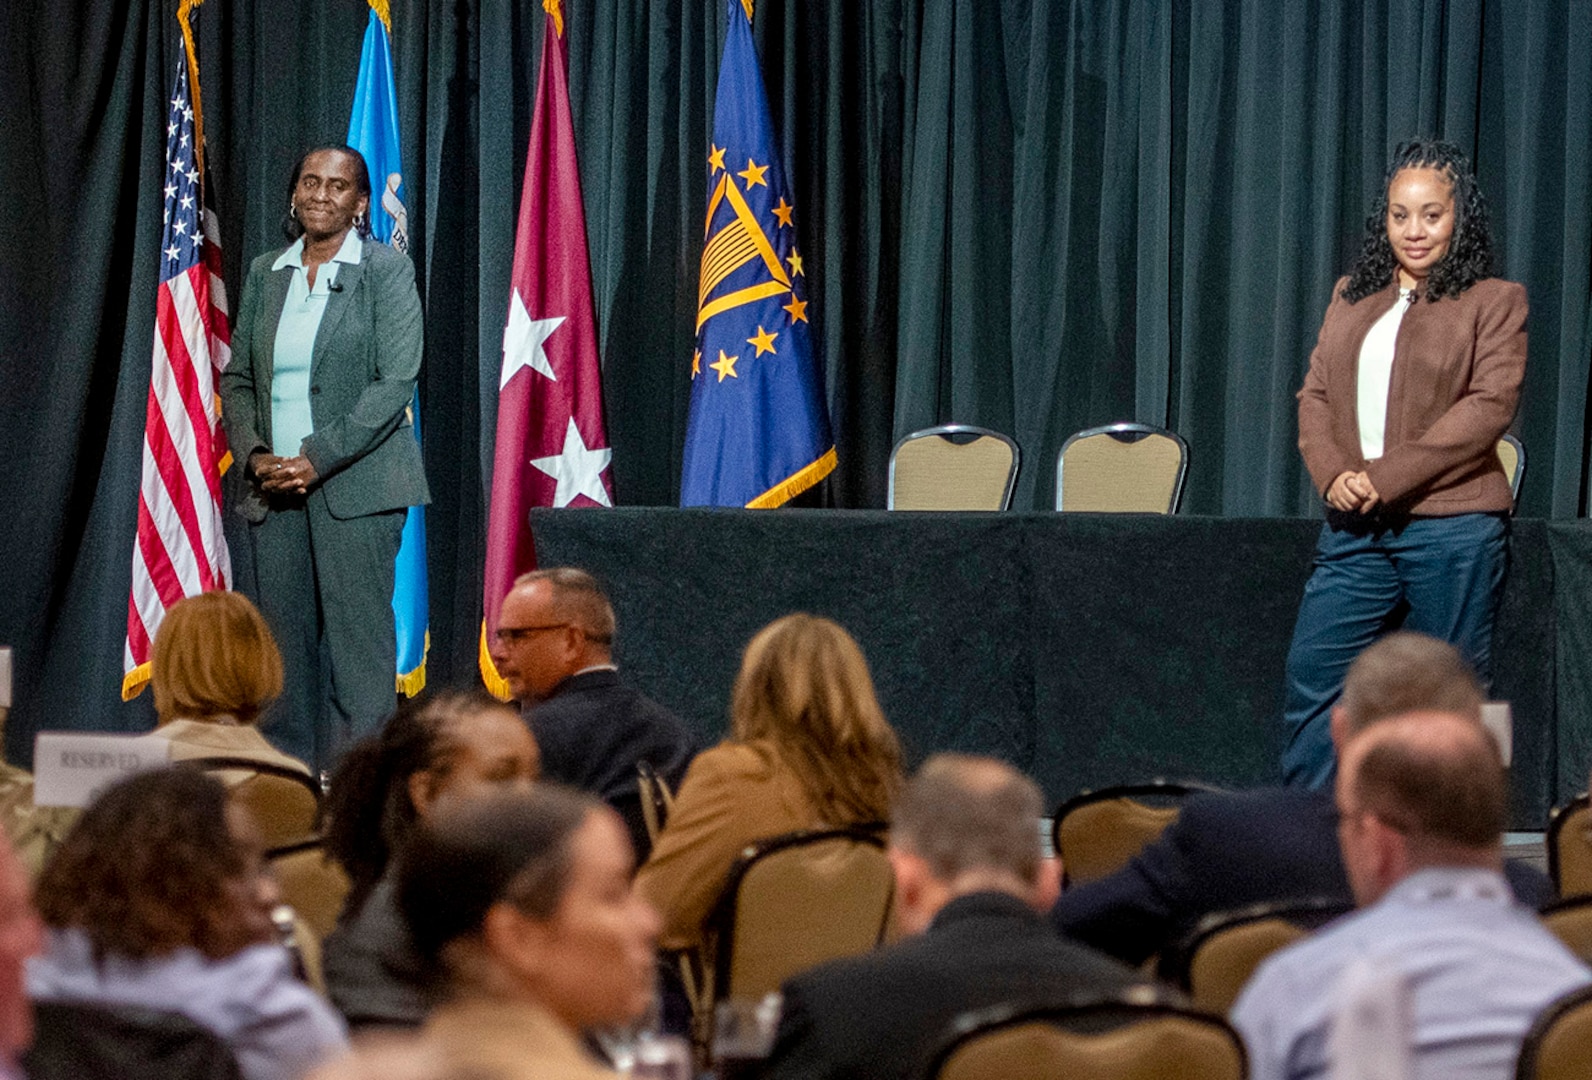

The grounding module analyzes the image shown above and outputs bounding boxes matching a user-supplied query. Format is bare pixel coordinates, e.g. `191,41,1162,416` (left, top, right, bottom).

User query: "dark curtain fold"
1,0,1589,754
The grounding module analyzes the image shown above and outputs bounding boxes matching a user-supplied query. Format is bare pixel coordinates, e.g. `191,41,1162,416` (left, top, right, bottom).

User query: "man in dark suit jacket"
1052,631,1551,967
762,754,1149,1080
489,567,694,860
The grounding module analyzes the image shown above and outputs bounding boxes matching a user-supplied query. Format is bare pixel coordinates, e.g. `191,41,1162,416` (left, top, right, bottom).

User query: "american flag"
122,54,232,699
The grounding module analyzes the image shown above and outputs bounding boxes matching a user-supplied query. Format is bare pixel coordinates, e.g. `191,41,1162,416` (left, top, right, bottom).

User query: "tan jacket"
634,740,818,952
423,997,615,1080
157,719,314,780
1296,276,1526,515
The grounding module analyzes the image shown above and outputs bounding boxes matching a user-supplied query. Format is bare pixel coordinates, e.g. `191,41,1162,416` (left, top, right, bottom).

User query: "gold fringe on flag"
479,623,513,702
368,0,392,35
175,0,207,183
121,661,152,702
543,0,564,38
395,630,430,697
741,0,754,22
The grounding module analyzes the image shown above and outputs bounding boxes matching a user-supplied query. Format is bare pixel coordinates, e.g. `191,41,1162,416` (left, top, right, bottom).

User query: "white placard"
0,647,11,709
33,732,173,809
1480,701,1512,768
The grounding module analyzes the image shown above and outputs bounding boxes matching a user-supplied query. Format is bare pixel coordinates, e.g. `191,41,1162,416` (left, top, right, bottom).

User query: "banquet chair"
1498,433,1526,509
1159,898,1354,1014
888,424,1020,510
1515,983,1592,1080
267,836,350,943
637,760,676,845
1052,781,1220,888
1547,794,1592,899
927,995,1246,1080
687,825,893,1048
1542,896,1592,965
184,756,322,849
24,1000,242,1080
1055,423,1188,513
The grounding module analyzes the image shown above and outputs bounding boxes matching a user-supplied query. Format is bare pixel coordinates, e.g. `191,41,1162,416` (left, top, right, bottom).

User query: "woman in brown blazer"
634,614,903,953
1282,138,1525,789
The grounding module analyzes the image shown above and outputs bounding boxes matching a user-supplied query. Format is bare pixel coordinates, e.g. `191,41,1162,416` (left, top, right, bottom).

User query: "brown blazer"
633,740,819,952
1296,276,1526,515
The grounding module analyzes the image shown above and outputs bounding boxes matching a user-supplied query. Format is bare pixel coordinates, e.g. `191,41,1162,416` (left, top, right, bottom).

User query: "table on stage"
532,509,1592,828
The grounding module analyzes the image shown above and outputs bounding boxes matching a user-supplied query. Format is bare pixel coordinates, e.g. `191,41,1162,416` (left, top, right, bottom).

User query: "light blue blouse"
269,231,363,455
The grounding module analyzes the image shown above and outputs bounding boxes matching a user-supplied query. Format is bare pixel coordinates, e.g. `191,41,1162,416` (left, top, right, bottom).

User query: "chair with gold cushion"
1515,983,1592,1080
928,995,1246,1080
1159,898,1354,1015
1052,782,1220,889
686,825,892,1051
1542,896,1592,965
267,837,351,944
637,760,676,846
1498,433,1525,509
1055,423,1189,513
888,425,1020,511
1548,794,1592,899
184,757,322,850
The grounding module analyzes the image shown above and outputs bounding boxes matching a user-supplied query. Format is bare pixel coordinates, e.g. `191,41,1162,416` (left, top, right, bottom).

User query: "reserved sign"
34,732,173,808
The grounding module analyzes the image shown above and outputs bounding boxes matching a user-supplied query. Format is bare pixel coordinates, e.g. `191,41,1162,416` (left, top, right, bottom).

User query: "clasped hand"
1326,470,1381,513
250,452,319,496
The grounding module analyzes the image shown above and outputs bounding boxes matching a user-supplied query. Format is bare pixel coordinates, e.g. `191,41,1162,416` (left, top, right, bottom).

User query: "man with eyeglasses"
489,567,695,861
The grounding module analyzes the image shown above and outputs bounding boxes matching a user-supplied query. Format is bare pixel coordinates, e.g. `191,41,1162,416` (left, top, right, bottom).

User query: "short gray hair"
891,754,1044,884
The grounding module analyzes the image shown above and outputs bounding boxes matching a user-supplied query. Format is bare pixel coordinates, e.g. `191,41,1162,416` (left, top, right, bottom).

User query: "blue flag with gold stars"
680,0,834,508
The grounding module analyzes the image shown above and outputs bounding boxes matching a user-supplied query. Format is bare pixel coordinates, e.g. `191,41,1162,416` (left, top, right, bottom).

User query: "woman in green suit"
220,145,429,769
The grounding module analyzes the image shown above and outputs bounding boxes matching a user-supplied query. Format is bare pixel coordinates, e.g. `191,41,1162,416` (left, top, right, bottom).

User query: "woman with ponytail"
321,692,538,1030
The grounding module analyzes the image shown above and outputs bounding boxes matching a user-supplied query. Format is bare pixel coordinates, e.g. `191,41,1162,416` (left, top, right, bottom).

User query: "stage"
531,509,1592,828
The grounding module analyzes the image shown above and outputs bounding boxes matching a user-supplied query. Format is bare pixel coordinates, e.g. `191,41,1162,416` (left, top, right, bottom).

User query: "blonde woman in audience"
635,613,903,952
322,692,539,1030
27,768,347,1080
149,590,310,778
396,785,660,1080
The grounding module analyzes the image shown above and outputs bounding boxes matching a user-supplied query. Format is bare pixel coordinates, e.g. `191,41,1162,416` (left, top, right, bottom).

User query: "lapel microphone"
328,281,344,293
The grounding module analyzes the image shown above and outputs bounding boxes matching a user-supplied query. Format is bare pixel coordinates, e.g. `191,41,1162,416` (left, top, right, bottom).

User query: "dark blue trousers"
1280,511,1507,789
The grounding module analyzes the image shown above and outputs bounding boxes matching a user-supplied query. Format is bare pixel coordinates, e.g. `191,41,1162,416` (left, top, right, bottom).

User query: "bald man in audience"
1052,631,1551,966
762,754,1148,1080
1232,712,1589,1080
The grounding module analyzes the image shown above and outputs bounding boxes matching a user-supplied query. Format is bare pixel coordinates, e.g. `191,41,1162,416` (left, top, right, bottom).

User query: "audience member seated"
634,613,903,953
322,692,539,1031
1053,631,1551,966
26,768,346,1080
1232,711,1591,1080
0,830,40,1080
490,567,695,860
396,785,660,1080
763,754,1152,1080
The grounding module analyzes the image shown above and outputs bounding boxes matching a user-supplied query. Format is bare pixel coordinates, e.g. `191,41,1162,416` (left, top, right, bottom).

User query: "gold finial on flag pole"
175,0,207,182
368,0,392,35
543,0,564,38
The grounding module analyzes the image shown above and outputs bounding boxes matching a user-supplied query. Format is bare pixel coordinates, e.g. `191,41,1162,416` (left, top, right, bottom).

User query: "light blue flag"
347,2,428,694
680,0,835,507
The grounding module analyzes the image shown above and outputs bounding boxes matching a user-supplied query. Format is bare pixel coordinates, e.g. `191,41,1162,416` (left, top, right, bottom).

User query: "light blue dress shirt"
269,231,363,455
1231,867,1590,1080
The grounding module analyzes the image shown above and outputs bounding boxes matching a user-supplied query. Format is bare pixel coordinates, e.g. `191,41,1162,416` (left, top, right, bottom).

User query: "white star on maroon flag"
530,417,613,508
501,289,564,387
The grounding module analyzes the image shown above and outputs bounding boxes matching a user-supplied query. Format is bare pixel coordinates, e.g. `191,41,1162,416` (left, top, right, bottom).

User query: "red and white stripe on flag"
122,56,232,700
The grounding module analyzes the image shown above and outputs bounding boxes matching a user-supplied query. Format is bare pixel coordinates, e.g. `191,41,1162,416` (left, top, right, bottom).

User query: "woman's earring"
289,202,298,221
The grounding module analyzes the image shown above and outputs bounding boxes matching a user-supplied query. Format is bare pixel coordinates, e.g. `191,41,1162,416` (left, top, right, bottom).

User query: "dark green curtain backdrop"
1,0,1588,752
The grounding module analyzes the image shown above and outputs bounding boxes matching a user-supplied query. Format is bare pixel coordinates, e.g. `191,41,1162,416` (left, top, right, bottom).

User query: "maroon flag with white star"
481,0,612,696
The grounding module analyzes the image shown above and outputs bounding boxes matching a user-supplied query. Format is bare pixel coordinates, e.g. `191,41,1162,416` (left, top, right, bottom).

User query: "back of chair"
268,837,351,943
931,999,1246,1080
637,760,676,845
1548,795,1592,898
1165,899,1353,1015
889,425,1020,511
24,1000,242,1080
1498,434,1526,507
1516,983,1592,1080
1056,423,1188,513
1543,897,1592,965
185,757,321,849
711,826,893,1002
1053,782,1216,888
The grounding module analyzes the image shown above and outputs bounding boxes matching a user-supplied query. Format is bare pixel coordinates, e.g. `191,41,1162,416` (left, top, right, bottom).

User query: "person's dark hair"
1342,138,1493,303
282,144,372,241
325,691,518,917
34,768,249,960
892,754,1045,885
512,567,617,646
397,785,598,970
1339,631,1484,734
1349,714,1507,848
